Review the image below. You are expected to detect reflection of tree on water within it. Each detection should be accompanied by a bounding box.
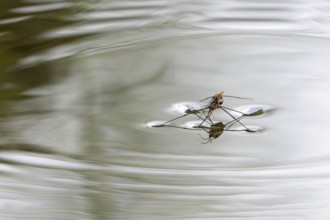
[153,91,261,143]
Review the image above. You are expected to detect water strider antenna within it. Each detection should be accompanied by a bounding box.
[224,95,253,101]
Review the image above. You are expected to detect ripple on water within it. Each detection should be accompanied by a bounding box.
[0,152,102,171]
[144,121,167,128]
[236,125,264,134]
[234,104,275,117]
[169,102,204,114]
[182,120,204,128]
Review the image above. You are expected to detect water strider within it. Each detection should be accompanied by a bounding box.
[152,91,259,143]
[155,116,250,144]
[198,92,252,130]
[159,91,251,126]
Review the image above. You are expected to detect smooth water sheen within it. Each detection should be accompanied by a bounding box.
[1,0,330,219]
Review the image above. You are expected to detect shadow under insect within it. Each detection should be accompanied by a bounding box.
[153,91,259,143]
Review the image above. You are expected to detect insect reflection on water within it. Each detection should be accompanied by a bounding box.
[156,116,248,144]
[151,91,260,144]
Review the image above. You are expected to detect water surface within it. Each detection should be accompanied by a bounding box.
[1,0,330,219]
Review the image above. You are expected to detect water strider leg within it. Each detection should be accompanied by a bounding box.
[159,113,190,126]
[224,95,253,101]
[221,107,250,130]
[221,106,246,115]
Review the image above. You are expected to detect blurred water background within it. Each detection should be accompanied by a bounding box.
[1,0,330,219]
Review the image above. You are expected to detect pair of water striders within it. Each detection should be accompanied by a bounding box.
[153,91,263,144]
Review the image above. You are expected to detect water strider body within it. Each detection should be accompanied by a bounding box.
[198,91,224,126]
[198,91,251,130]
[152,91,255,143]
